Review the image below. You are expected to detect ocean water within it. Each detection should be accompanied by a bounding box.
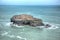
[0,5,60,40]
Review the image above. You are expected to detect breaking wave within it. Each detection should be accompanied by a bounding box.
[5,22,59,29]
[5,22,24,28]
[43,22,59,29]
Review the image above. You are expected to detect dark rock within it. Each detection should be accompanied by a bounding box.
[45,24,51,28]
[10,14,44,27]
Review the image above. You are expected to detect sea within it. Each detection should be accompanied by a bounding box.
[0,5,60,40]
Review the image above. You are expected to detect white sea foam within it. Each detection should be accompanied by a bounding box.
[5,21,59,30]
[6,35,27,40]
[6,22,24,28]
[36,22,59,29]
[16,36,27,40]
[46,24,59,29]
[37,26,45,28]
[1,31,8,36]
[16,36,22,39]
[1,31,27,40]
[5,22,13,26]
[11,24,24,28]
[7,35,15,38]
[44,22,59,29]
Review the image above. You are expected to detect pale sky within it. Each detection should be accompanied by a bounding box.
[0,0,60,5]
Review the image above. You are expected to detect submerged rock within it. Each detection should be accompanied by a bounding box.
[11,14,44,27]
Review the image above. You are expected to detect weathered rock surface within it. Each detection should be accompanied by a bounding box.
[11,14,44,27]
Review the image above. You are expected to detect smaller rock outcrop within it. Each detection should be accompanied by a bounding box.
[11,14,44,27]
[45,24,51,28]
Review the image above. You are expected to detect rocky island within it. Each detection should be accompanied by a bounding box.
[10,14,44,27]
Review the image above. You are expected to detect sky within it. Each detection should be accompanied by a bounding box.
[0,0,60,5]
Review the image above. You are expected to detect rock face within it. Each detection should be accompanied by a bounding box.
[11,14,44,27]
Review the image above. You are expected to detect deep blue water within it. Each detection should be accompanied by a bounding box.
[0,5,60,40]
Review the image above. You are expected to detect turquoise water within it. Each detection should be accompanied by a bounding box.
[0,5,60,40]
